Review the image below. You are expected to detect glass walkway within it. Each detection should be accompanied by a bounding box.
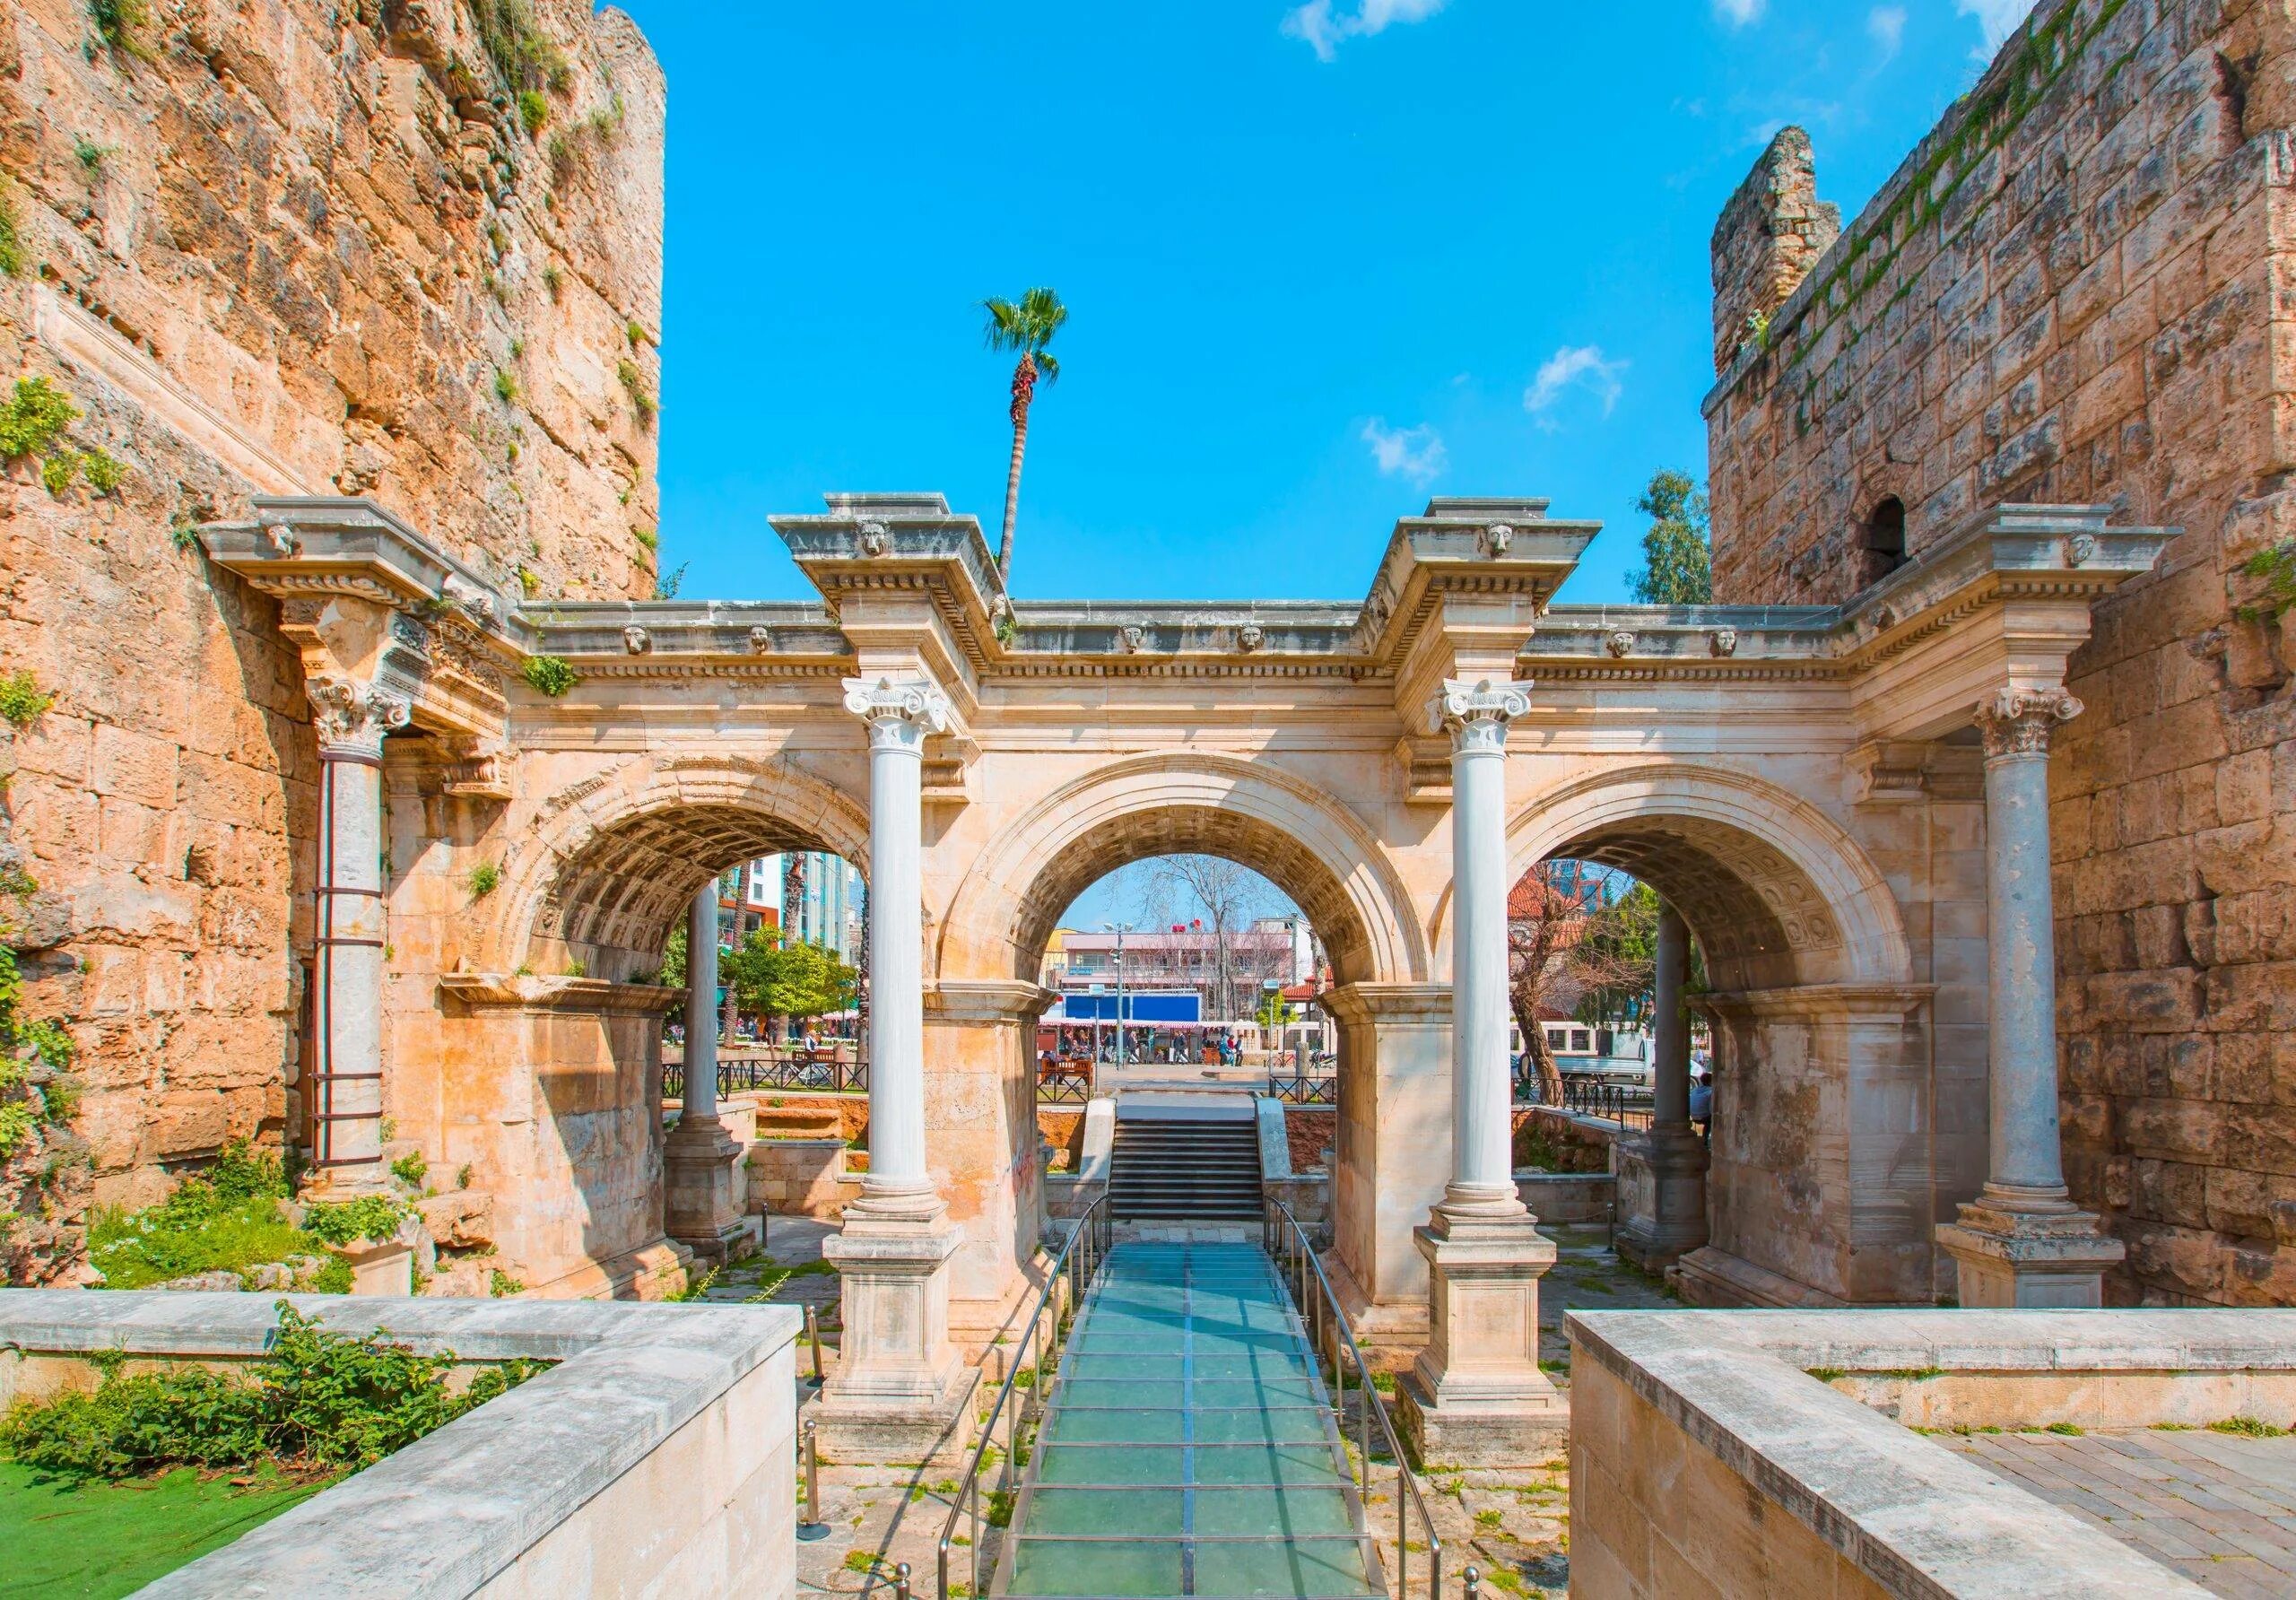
[1000,1240,1386,1599]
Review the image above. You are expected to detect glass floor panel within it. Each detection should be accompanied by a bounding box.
[1002,1240,1378,1596]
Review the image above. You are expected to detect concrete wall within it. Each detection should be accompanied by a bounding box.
[0,1291,799,1600]
[0,0,665,1280]
[1569,1305,2286,1596]
[1702,0,2296,1307]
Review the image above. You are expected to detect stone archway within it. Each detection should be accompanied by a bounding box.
[1483,763,1933,1307]
[935,752,1428,989]
[486,752,872,979]
[430,752,871,1300]
[936,752,1440,1346]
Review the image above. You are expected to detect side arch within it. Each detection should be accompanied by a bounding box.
[1430,761,1914,990]
[483,752,872,979]
[935,752,1429,987]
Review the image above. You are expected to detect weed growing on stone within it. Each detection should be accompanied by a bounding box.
[542,264,563,300]
[2039,1422,2083,1437]
[517,91,549,136]
[465,862,501,899]
[72,136,111,176]
[87,0,153,58]
[388,1152,428,1189]
[489,1268,524,1297]
[616,359,656,427]
[0,671,54,730]
[83,1141,330,1290]
[493,368,519,406]
[81,447,124,493]
[0,1300,546,1479]
[2209,1415,2290,1438]
[1475,1509,1504,1528]
[519,655,578,697]
[0,189,22,278]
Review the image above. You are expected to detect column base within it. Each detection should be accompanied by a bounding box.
[664,1115,758,1264]
[1935,1197,2125,1308]
[1613,1126,1710,1273]
[1398,1207,1567,1468]
[817,1207,974,1465]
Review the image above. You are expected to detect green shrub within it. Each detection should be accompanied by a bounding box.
[40,451,82,495]
[82,446,125,493]
[493,368,519,406]
[0,670,55,729]
[1,1302,548,1479]
[489,1268,524,1297]
[517,90,548,136]
[542,264,563,300]
[2239,539,2296,622]
[300,1195,407,1247]
[0,378,79,460]
[2209,1415,2290,1438]
[73,136,110,175]
[631,525,657,551]
[520,655,577,697]
[466,861,500,898]
[388,1152,427,1188]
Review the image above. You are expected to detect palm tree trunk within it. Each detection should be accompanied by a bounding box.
[996,354,1037,576]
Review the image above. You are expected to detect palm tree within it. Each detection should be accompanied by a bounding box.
[982,287,1066,578]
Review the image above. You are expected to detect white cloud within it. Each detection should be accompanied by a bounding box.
[1868,4,1906,57]
[1282,0,1447,62]
[1523,345,1627,424]
[1361,418,1448,484]
[1713,0,1766,27]
[1958,0,2037,56]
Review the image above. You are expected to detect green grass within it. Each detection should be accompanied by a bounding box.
[0,1461,326,1598]
[2208,1416,2290,1439]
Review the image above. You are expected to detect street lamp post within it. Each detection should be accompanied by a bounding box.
[1103,922,1130,1069]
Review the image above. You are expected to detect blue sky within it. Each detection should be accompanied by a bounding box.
[620,0,2035,611]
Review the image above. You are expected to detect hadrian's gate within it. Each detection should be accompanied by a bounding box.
[204,490,2170,1441]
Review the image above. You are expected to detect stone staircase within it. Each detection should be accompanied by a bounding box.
[1109,1105,1263,1222]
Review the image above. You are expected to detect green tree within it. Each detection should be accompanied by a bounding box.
[1630,470,1713,604]
[720,931,857,1039]
[982,287,1067,580]
[658,924,687,987]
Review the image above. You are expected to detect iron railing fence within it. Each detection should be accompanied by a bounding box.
[937,1194,1112,1600]
[1266,1065,1338,1104]
[1265,1196,1442,1600]
[1518,1073,1654,1129]
[662,1050,869,1102]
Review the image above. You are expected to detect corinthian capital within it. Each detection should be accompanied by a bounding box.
[843,674,952,752]
[308,675,412,758]
[1974,685,2082,758]
[1429,677,1535,753]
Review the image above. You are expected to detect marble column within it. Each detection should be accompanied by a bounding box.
[1400,679,1566,1467]
[820,674,971,1462]
[1613,900,1709,1270]
[304,676,408,1197]
[1936,686,2124,1306]
[665,884,753,1263]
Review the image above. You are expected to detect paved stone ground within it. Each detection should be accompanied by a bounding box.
[736,1216,1670,1596]
[1938,1427,2296,1598]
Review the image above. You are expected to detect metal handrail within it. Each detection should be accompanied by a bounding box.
[937,1194,1113,1600]
[1265,1196,1442,1600]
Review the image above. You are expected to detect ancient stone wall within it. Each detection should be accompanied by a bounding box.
[1703,0,2296,1305]
[0,0,663,1274]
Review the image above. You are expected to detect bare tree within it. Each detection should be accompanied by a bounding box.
[1146,855,1288,1020]
[1508,859,1609,1099]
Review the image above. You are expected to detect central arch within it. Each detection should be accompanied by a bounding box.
[935,752,1428,989]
